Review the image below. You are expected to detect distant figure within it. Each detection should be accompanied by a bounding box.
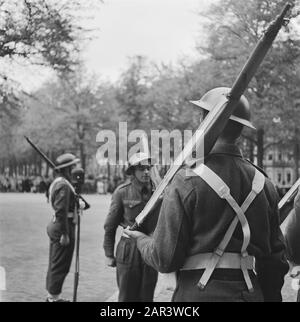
[5,178,10,192]
[39,179,47,193]
[44,176,52,202]
[23,177,31,192]
[46,153,80,302]
[97,180,105,194]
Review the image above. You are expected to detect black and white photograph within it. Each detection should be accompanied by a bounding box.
[0,0,300,305]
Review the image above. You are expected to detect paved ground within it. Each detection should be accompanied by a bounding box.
[0,193,298,302]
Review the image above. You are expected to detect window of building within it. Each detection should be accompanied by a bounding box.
[286,172,292,184]
[268,154,273,161]
[278,153,282,161]
[277,173,282,183]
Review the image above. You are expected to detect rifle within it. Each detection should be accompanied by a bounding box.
[73,203,82,302]
[71,168,87,302]
[24,136,90,209]
[131,3,291,231]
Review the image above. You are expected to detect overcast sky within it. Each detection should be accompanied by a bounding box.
[82,0,215,81]
[15,0,215,90]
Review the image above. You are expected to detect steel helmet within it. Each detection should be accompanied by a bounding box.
[126,152,154,175]
[55,153,80,170]
[190,87,255,129]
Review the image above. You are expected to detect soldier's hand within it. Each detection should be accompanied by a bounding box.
[79,199,86,210]
[123,227,147,240]
[290,266,300,278]
[105,256,116,267]
[60,234,70,246]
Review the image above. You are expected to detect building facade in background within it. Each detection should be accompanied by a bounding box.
[264,144,296,194]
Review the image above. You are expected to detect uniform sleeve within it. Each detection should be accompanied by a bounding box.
[103,189,123,258]
[136,173,193,273]
[52,184,71,235]
[256,184,289,302]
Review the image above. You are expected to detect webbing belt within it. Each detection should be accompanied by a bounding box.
[190,164,265,292]
[181,253,255,270]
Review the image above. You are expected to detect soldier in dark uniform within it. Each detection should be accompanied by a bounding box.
[125,88,289,302]
[103,152,158,302]
[46,153,80,302]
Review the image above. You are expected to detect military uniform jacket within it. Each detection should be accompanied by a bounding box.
[136,143,288,300]
[49,176,76,235]
[103,178,157,258]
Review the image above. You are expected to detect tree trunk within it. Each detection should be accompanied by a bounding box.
[77,123,86,171]
[0,161,4,174]
[248,139,254,162]
[33,153,37,176]
[257,128,264,169]
[80,142,85,171]
[38,158,42,176]
[107,161,111,188]
[13,161,17,177]
[293,132,299,182]
[45,153,49,176]
[9,158,14,176]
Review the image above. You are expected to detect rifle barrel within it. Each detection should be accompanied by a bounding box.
[230,3,291,100]
[24,136,56,168]
[25,136,90,208]
[132,3,291,230]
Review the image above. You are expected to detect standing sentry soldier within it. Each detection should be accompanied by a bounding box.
[125,87,289,302]
[46,153,82,302]
[103,152,159,302]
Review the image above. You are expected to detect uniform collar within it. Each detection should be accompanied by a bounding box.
[210,142,243,158]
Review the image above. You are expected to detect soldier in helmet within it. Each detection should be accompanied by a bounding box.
[103,152,159,302]
[46,153,80,302]
[125,87,289,302]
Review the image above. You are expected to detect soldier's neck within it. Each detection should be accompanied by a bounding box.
[216,137,237,145]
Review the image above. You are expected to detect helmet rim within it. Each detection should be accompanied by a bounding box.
[190,99,256,129]
[126,152,155,175]
[190,87,256,130]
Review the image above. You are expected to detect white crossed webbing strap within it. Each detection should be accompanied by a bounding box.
[192,164,265,292]
[49,177,76,209]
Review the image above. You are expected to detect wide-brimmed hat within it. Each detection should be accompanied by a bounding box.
[190,87,256,129]
[126,152,155,175]
[55,153,80,170]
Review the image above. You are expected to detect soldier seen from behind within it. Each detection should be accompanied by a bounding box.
[125,87,289,302]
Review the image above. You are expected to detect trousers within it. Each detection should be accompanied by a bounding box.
[172,269,264,302]
[116,236,158,302]
[46,218,75,295]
